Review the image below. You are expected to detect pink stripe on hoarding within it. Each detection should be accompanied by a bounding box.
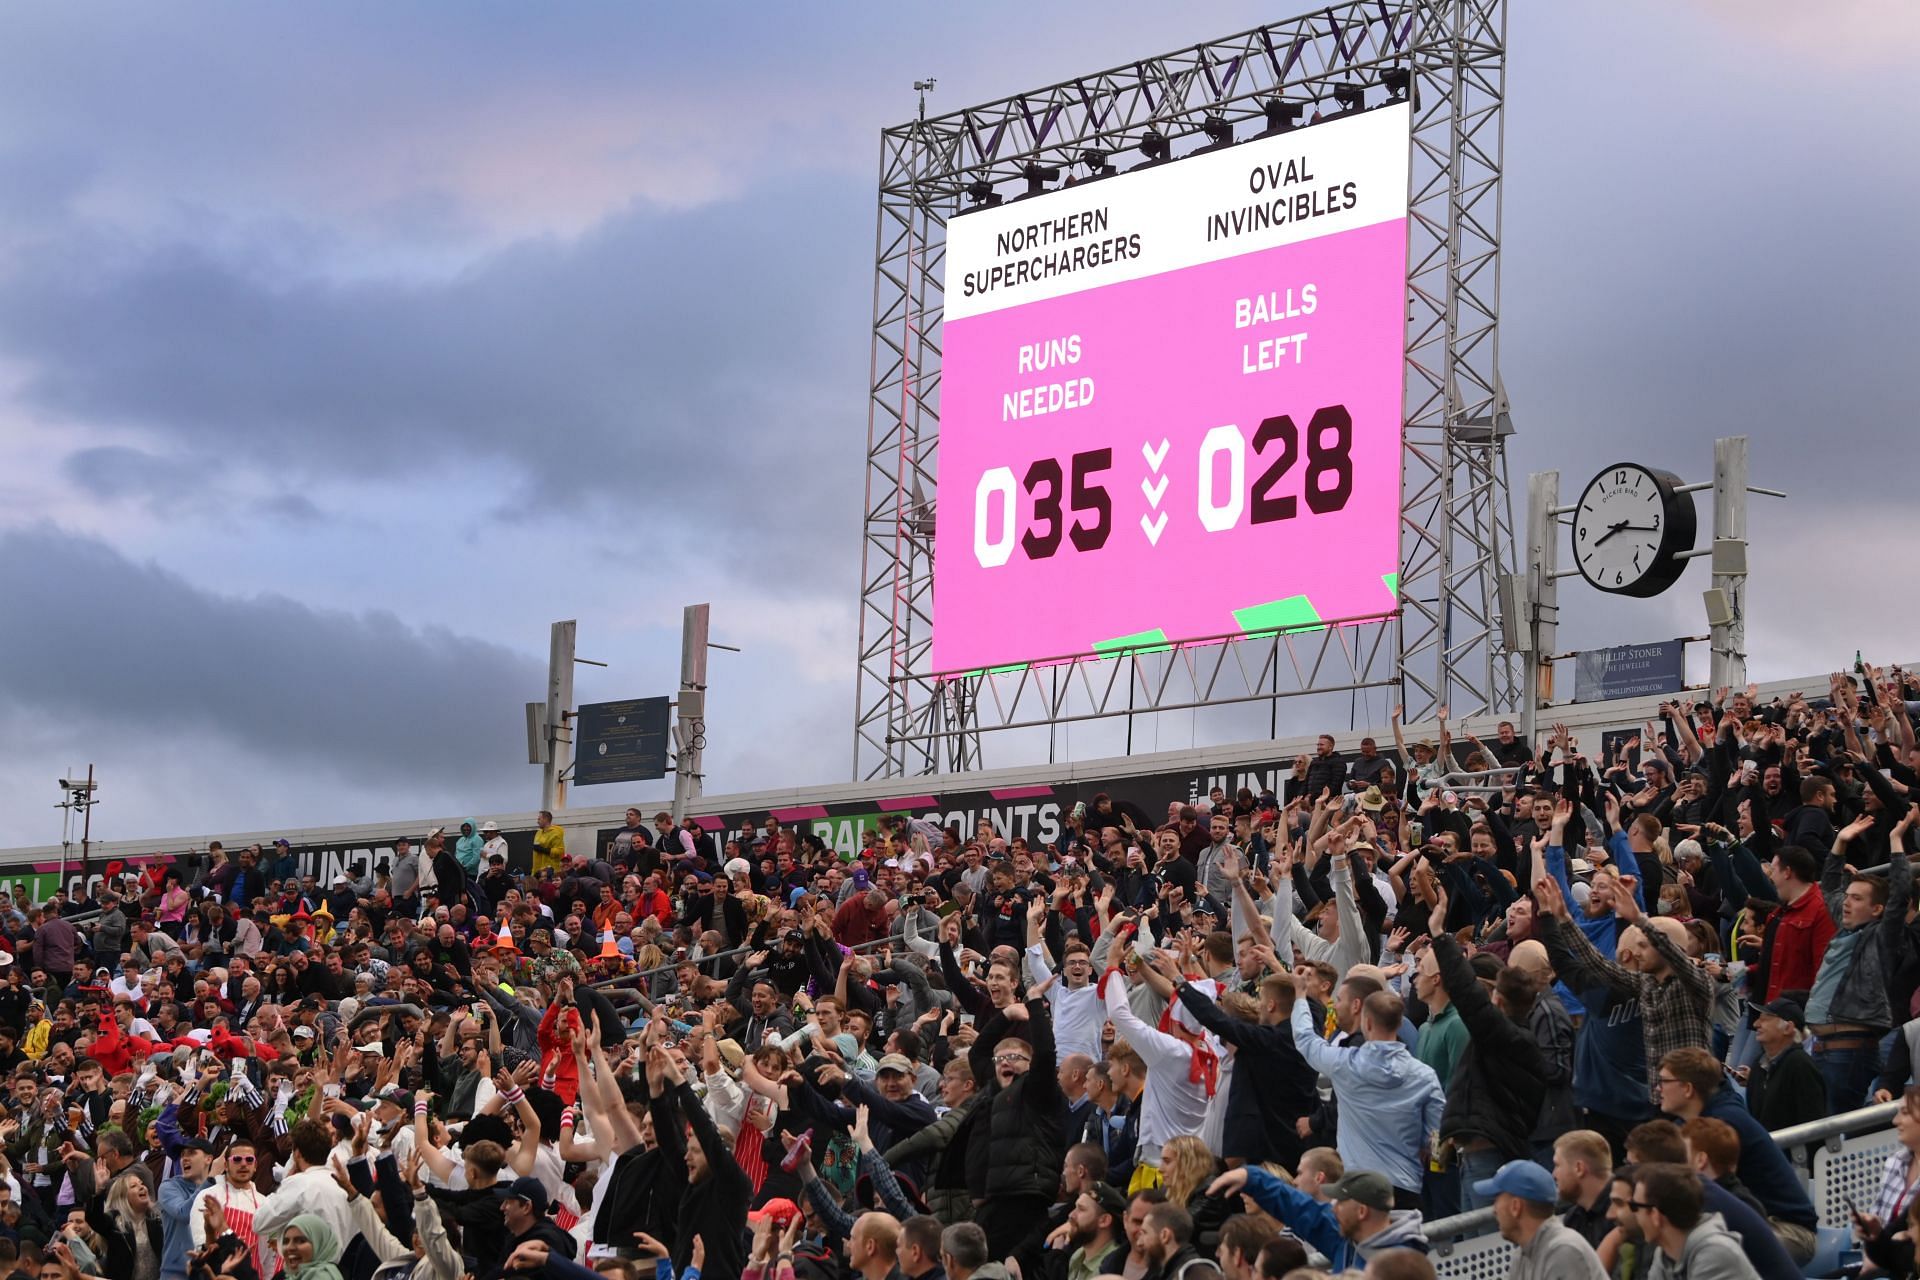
[770,806,830,821]
[693,816,725,832]
[990,786,1056,800]
[878,796,937,811]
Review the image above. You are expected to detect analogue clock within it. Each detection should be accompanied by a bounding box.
[1570,463,1697,597]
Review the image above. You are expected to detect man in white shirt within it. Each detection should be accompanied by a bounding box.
[1024,898,1103,1062]
[252,1121,354,1268]
[1101,939,1212,1181]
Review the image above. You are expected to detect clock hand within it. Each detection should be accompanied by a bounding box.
[1593,520,1630,546]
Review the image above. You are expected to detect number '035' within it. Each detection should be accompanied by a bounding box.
[974,449,1112,568]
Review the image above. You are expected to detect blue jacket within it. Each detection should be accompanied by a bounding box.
[1289,998,1445,1194]
[1699,1089,1817,1228]
[1239,1167,1352,1271]
[158,1173,213,1279]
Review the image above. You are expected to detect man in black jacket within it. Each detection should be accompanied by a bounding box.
[967,998,1066,1259]
[1743,997,1828,1133]
[1428,901,1548,1211]
[1135,1203,1223,1280]
[480,1176,576,1280]
[652,1047,750,1280]
[1168,962,1316,1171]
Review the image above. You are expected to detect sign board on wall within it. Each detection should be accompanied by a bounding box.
[1575,639,1687,703]
[573,697,672,786]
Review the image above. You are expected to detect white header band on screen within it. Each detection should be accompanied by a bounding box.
[944,102,1411,323]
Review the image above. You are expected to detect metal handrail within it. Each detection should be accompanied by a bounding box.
[1428,1099,1902,1251]
[1775,1098,1899,1160]
[586,927,921,991]
[1431,766,1526,800]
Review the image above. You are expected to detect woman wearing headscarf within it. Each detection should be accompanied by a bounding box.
[274,1214,344,1280]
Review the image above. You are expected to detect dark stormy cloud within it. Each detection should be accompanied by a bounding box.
[0,2,1912,843]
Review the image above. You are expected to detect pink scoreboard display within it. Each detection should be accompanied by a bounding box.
[931,104,1412,674]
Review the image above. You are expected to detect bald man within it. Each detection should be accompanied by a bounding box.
[849,1213,903,1280]
[1509,939,1576,1159]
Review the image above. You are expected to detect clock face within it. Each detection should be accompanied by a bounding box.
[1571,464,1695,597]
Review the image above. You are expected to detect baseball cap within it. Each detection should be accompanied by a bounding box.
[179,1137,216,1154]
[724,857,751,878]
[495,1175,548,1216]
[1086,1182,1128,1220]
[1470,1159,1558,1206]
[875,1053,915,1076]
[783,929,806,945]
[748,1197,800,1229]
[292,1025,316,1040]
[1326,1171,1394,1212]
[274,838,291,848]
[1751,996,1807,1030]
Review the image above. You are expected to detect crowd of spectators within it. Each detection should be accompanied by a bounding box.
[0,666,1915,1280]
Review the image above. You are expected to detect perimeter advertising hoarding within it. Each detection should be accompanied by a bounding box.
[932,103,1413,674]
[601,757,1303,863]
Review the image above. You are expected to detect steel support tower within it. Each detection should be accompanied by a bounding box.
[853,0,1518,779]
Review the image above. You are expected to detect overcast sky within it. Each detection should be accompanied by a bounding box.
[0,1,1914,846]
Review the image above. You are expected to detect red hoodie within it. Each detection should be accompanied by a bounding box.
[536,1002,582,1104]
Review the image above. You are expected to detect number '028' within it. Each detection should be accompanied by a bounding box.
[974,449,1112,568]
[1200,406,1353,532]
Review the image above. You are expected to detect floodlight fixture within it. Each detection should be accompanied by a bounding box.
[1022,162,1061,197]
[1262,98,1304,134]
[1138,128,1170,162]
[1331,82,1367,115]
[965,179,1002,209]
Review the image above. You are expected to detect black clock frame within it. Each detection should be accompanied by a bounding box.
[1573,463,1698,598]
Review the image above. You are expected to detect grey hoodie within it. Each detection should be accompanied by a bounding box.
[1649,1213,1761,1280]
[1354,1209,1430,1263]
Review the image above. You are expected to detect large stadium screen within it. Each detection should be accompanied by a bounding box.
[931,103,1411,674]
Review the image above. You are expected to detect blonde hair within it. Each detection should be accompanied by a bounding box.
[1161,1135,1220,1209]
[1554,1129,1613,1177]
[1106,1040,1144,1076]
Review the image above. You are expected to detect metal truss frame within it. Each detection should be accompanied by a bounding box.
[853,0,1518,779]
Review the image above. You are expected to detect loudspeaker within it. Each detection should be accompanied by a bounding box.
[1711,538,1748,576]
[1498,573,1531,652]
[526,701,549,764]
[1702,588,1734,629]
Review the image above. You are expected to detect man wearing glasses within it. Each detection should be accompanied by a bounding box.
[189,1136,271,1278]
[1628,1163,1761,1280]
